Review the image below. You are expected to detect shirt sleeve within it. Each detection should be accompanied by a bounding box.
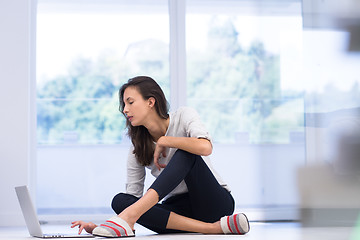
[180,107,212,144]
[125,146,146,198]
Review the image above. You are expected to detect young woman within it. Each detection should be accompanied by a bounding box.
[71,76,250,237]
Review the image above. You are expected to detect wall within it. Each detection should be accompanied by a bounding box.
[0,0,35,226]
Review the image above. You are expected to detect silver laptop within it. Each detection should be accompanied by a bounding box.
[15,185,94,238]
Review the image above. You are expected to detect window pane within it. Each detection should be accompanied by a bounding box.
[186,8,303,144]
[37,1,170,145]
[36,0,169,214]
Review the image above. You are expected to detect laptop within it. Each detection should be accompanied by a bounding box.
[15,185,94,238]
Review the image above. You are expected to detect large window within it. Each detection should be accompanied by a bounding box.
[186,1,304,213]
[36,0,169,215]
[35,0,322,221]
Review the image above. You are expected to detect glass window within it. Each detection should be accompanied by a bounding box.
[37,0,337,220]
[37,1,170,145]
[36,0,169,214]
[186,1,303,144]
[186,1,305,211]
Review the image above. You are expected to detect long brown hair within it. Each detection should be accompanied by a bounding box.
[119,76,169,166]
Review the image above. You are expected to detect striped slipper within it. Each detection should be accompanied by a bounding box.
[92,216,135,238]
[220,213,250,235]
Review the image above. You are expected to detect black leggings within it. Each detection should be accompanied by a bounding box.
[111,150,235,234]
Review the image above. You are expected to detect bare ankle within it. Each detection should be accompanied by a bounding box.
[212,221,223,234]
[205,221,222,234]
[118,210,138,229]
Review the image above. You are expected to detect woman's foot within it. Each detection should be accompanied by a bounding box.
[92,216,135,238]
[220,213,250,235]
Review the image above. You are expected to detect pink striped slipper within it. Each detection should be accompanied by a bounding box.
[220,213,250,235]
[92,216,135,238]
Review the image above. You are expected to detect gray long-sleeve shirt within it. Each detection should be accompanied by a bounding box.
[125,107,230,199]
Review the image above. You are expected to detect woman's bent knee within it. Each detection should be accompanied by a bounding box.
[111,193,139,214]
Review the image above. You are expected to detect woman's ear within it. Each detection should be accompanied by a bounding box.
[148,97,156,108]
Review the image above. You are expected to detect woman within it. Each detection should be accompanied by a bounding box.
[71,76,250,237]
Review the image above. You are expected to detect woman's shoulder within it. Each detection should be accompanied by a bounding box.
[170,107,202,127]
[172,106,199,117]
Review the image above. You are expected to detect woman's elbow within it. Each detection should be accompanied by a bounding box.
[202,148,212,156]
[200,141,212,156]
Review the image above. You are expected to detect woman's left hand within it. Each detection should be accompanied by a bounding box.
[71,221,97,234]
[154,137,167,170]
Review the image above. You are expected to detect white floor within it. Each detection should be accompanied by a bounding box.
[0,222,356,240]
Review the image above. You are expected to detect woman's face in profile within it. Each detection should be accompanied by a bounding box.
[122,86,152,126]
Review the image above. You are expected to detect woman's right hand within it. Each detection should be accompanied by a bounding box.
[71,221,97,235]
[154,137,168,170]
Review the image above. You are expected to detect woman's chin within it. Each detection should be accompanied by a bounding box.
[130,121,139,127]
